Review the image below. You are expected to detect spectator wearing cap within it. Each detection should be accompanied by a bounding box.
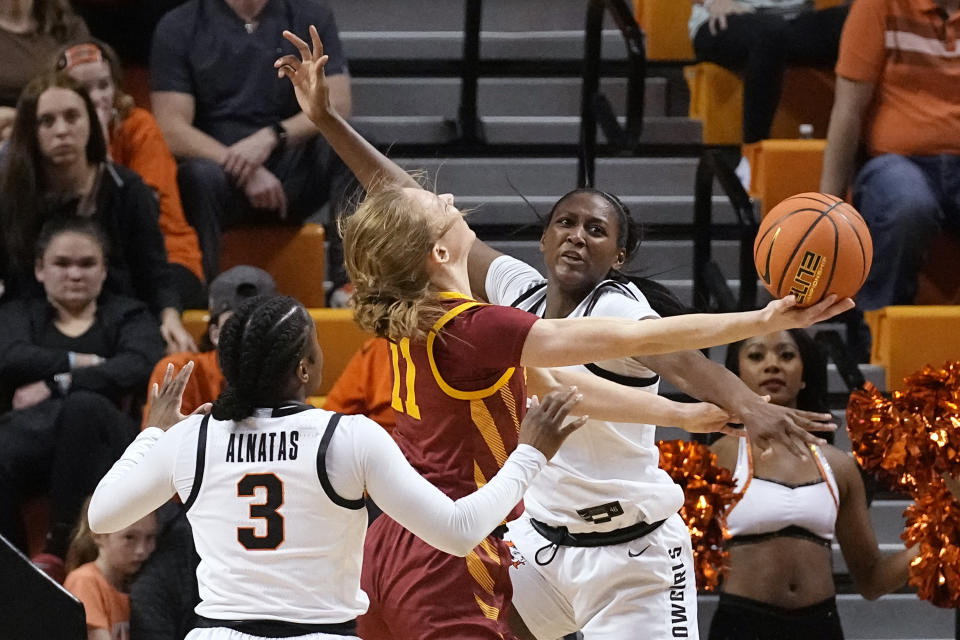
[150,0,357,293]
[140,265,276,427]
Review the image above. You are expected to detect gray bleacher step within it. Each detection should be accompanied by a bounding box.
[331,0,619,32]
[697,593,955,639]
[397,157,712,197]
[832,543,907,574]
[459,194,737,226]
[342,30,630,61]
[354,115,702,145]
[353,77,665,118]
[488,239,742,279]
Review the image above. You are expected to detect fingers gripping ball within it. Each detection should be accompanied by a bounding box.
[754,192,873,306]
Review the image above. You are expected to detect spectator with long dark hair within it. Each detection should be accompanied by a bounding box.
[0,71,195,352]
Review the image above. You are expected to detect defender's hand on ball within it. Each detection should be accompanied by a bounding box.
[519,386,588,461]
[762,294,854,332]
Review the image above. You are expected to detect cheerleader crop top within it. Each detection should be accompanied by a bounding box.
[725,437,839,546]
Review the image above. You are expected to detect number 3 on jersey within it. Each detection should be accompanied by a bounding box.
[390,338,420,419]
[237,473,284,550]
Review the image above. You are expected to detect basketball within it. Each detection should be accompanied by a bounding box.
[753,192,873,306]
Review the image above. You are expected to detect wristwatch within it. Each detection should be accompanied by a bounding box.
[271,121,288,151]
[53,372,72,396]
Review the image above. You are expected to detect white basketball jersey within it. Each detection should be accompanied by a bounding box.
[180,404,369,623]
[486,256,684,532]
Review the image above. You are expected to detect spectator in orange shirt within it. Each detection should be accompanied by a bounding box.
[141,266,276,427]
[820,0,960,360]
[55,39,206,309]
[65,500,157,640]
[324,337,395,436]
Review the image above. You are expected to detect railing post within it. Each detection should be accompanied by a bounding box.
[578,0,605,188]
[457,0,484,145]
[693,152,715,310]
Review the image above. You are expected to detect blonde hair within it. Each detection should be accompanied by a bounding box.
[341,184,449,341]
[65,497,98,573]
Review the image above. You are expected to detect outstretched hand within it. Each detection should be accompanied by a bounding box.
[738,396,836,460]
[518,386,588,460]
[678,402,744,438]
[146,362,211,431]
[763,294,855,332]
[275,26,335,126]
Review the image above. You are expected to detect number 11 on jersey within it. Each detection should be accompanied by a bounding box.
[389,338,420,419]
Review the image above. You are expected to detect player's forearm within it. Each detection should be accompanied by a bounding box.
[534,366,694,427]
[642,350,762,412]
[522,310,772,368]
[310,110,418,193]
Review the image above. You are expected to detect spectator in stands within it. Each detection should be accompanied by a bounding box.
[65,499,157,640]
[0,217,163,567]
[55,39,206,308]
[820,0,960,360]
[0,0,88,138]
[150,0,356,293]
[708,329,917,640]
[141,265,276,426]
[323,337,395,436]
[0,71,195,353]
[689,0,849,187]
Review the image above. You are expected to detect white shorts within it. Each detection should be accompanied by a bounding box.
[505,512,699,640]
[186,628,359,640]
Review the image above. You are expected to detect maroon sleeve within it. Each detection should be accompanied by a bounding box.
[439,304,538,371]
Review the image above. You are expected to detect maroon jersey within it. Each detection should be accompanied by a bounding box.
[388,292,537,521]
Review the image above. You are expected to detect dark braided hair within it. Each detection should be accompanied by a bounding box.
[545,188,643,279]
[212,296,315,421]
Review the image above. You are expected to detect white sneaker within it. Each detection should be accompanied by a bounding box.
[735,155,751,193]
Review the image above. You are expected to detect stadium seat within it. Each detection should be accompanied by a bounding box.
[863,306,960,390]
[220,223,327,308]
[685,65,835,145]
[633,0,694,61]
[308,309,373,396]
[181,309,211,346]
[744,138,827,215]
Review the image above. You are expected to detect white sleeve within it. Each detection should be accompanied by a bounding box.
[326,416,546,557]
[484,254,544,306]
[87,424,185,534]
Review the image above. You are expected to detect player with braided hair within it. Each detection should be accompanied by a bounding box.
[275,27,854,640]
[85,295,590,640]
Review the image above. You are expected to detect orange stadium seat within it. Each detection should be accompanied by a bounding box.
[179,308,371,397]
[633,0,694,61]
[864,306,960,390]
[744,138,827,215]
[685,63,835,145]
[219,222,327,308]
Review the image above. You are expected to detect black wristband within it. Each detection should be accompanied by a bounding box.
[271,121,288,151]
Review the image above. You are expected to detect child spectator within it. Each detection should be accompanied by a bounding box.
[65,499,158,640]
[0,217,163,567]
[55,39,206,308]
[141,265,276,426]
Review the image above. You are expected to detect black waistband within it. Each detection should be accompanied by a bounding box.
[195,616,357,637]
[718,592,839,619]
[728,525,831,549]
[530,517,666,565]
[490,524,508,540]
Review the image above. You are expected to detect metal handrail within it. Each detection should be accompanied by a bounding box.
[455,0,484,145]
[693,149,758,311]
[578,0,647,187]
[815,329,867,391]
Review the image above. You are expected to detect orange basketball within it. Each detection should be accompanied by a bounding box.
[753,192,873,306]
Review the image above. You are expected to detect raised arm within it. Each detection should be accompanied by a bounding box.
[276,27,418,193]
[520,295,854,368]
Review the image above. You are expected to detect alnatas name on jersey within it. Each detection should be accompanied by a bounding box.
[225,431,300,463]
